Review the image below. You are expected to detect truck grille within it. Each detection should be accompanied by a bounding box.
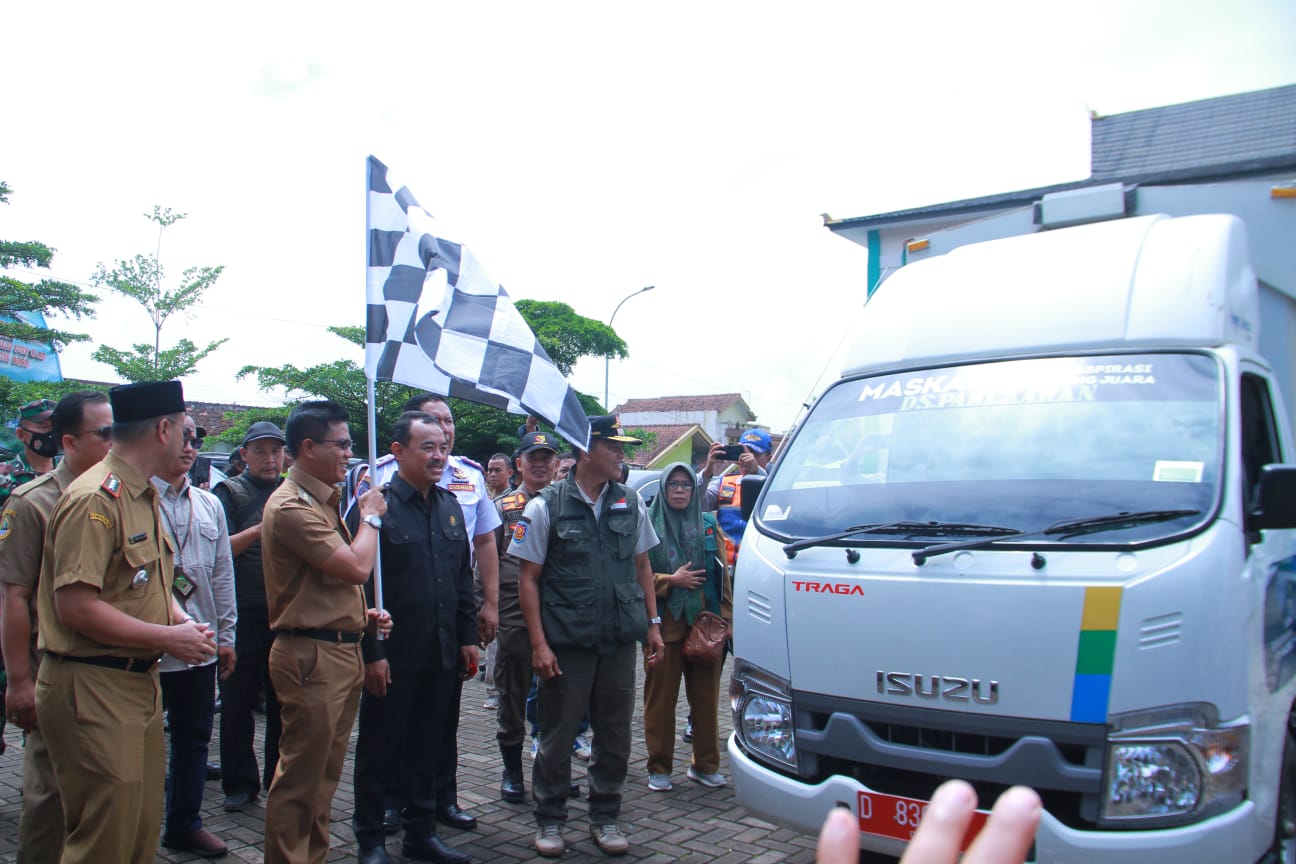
[793,692,1106,830]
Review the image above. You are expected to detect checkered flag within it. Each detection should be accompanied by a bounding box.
[365,156,591,449]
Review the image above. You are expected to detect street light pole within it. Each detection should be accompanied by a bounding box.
[605,285,655,411]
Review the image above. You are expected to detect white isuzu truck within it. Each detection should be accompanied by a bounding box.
[729,212,1296,862]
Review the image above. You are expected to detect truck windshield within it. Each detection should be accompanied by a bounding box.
[761,353,1221,545]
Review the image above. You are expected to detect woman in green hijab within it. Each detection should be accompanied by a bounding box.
[641,461,733,792]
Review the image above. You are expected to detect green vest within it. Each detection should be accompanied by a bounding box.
[538,478,646,653]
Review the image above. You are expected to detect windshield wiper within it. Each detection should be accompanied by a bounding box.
[784,521,1019,558]
[911,509,1202,565]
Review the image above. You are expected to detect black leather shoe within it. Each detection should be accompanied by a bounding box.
[402,832,471,864]
[435,804,477,831]
[222,791,257,812]
[382,808,400,835]
[206,762,223,781]
[500,768,525,803]
[358,845,393,864]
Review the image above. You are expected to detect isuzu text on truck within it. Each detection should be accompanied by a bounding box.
[729,213,1296,862]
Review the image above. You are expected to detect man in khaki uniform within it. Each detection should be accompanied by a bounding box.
[34,380,218,864]
[0,391,113,864]
[261,400,390,864]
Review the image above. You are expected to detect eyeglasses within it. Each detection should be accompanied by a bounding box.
[665,480,694,490]
[182,432,206,448]
[311,437,353,450]
[73,425,114,442]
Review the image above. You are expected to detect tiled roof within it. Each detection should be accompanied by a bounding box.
[615,393,747,414]
[66,379,257,444]
[1091,84,1296,181]
[187,401,260,439]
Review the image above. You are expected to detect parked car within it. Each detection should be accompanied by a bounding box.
[625,468,660,508]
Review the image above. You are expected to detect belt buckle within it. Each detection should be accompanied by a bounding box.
[334,631,344,643]
[124,657,140,672]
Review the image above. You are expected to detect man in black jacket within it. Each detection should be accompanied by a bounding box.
[351,412,477,864]
[213,421,286,812]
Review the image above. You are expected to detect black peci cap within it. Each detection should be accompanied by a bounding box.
[109,381,185,423]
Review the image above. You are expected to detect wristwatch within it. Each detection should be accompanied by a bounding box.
[363,514,383,530]
[649,616,662,626]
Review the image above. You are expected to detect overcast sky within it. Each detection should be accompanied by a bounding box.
[4,1,1295,434]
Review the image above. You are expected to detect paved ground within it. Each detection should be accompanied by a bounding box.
[0,658,823,863]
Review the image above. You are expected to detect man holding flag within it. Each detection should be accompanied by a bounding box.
[260,401,392,864]
[360,156,603,853]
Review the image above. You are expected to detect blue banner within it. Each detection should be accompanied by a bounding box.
[0,312,64,383]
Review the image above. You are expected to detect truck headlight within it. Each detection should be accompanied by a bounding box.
[1101,704,1248,827]
[731,659,797,770]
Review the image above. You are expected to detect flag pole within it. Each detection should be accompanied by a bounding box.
[365,156,385,625]
[366,375,383,617]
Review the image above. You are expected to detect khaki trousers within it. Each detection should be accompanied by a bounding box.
[642,638,723,776]
[493,624,533,747]
[17,724,64,864]
[264,635,363,864]
[34,656,163,864]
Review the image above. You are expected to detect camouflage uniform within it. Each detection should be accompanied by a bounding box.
[0,450,46,505]
[0,399,57,749]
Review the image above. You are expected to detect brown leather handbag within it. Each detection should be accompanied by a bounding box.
[682,610,730,666]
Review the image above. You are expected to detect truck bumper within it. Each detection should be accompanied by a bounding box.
[728,734,1266,863]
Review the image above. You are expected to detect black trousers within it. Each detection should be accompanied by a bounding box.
[219,617,280,797]
[353,664,461,849]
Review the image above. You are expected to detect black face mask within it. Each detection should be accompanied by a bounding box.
[26,430,59,458]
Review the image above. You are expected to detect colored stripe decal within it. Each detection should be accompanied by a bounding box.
[1070,587,1122,723]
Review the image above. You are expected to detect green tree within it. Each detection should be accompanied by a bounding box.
[231,327,416,459]
[234,303,622,463]
[0,181,98,348]
[514,299,626,375]
[91,207,226,381]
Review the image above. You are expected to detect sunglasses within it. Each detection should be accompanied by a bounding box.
[74,425,114,442]
[311,437,354,450]
[182,431,207,448]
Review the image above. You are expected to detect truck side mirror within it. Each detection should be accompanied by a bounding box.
[1249,464,1296,530]
[740,475,765,522]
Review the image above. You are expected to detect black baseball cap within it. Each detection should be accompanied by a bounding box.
[518,431,560,455]
[243,421,286,447]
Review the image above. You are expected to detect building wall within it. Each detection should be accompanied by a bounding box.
[646,435,699,470]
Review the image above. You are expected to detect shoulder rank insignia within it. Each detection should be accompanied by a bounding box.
[0,508,14,541]
[298,488,314,503]
[100,473,122,499]
[501,492,526,512]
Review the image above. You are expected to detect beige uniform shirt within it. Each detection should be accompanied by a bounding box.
[262,465,365,633]
[0,461,75,669]
[37,451,174,659]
